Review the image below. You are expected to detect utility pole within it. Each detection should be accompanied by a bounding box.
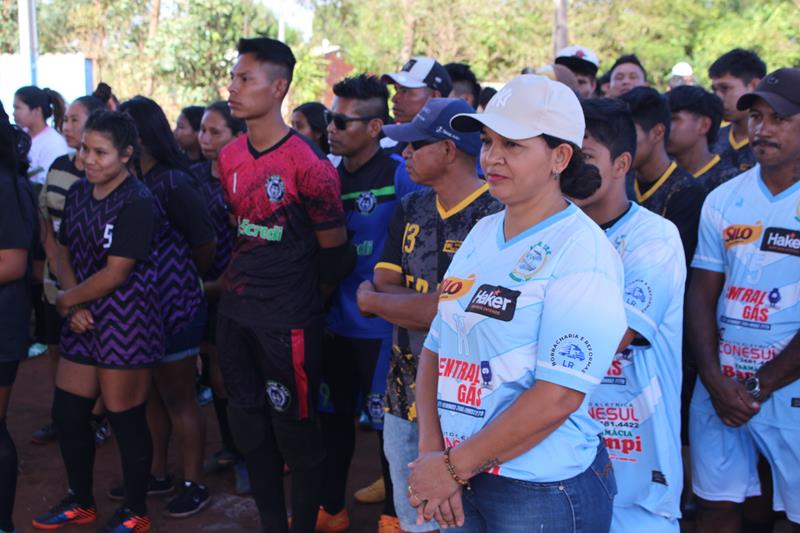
[553,0,568,58]
[17,0,39,85]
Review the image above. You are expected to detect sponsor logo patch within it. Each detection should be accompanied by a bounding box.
[465,284,520,321]
[791,398,800,408]
[439,274,476,301]
[760,227,800,256]
[550,333,594,373]
[624,279,652,311]
[442,239,462,253]
[723,223,762,249]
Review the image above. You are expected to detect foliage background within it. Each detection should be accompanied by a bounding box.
[2,0,799,117]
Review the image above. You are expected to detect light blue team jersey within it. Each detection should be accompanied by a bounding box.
[691,165,800,427]
[424,203,627,482]
[589,202,686,519]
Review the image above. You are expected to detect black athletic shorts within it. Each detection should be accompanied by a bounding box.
[0,360,20,387]
[203,302,218,345]
[217,313,322,419]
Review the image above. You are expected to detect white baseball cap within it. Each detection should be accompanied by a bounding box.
[671,61,693,77]
[555,45,600,76]
[381,57,453,95]
[450,74,585,147]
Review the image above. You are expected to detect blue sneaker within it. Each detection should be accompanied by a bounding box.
[31,493,97,529]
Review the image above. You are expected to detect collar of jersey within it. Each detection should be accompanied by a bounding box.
[496,201,576,250]
[436,182,489,219]
[692,154,720,178]
[603,201,638,233]
[729,127,749,150]
[635,161,677,204]
[756,165,800,203]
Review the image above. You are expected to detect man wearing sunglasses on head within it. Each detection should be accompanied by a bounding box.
[356,98,502,533]
[318,74,421,533]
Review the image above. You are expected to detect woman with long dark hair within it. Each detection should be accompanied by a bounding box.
[13,86,69,184]
[31,110,161,533]
[174,105,205,163]
[291,101,330,154]
[116,96,216,518]
[0,101,38,533]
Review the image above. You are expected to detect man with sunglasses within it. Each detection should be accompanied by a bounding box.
[319,74,421,533]
[356,98,502,533]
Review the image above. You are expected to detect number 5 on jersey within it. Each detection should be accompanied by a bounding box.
[103,223,114,249]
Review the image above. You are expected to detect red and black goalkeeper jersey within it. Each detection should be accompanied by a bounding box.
[217,130,345,328]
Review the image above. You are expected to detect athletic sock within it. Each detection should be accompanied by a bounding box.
[212,394,238,455]
[0,418,17,532]
[319,412,355,514]
[52,388,96,506]
[106,403,152,516]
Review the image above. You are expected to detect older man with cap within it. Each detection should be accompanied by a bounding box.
[555,45,600,99]
[356,97,502,533]
[687,67,800,533]
[407,75,626,533]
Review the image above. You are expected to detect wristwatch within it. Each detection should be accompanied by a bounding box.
[743,376,763,401]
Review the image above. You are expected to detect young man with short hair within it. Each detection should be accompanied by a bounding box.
[575,97,686,533]
[381,57,452,125]
[356,98,502,533]
[445,62,481,110]
[319,73,420,533]
[608,54,648,98]
[708,48,767,173]
[555,45,600,99]
[688,68,800,533]
[217,37,353,532]
[620,86,705,264]
[667,85,739,192]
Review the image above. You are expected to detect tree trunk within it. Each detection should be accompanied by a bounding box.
[400,0,415,61]
[144,0,160,96]
[553,0,568,58]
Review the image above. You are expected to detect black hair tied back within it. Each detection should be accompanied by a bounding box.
[542,135,601,200]
[84,110,141,165]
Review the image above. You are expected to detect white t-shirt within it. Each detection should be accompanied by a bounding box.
[28,126,69,185]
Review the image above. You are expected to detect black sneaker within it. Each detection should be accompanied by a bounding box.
[96,506,151,533]
[107,475,174,501]
[163,481,210,518]
[31,422,57,445]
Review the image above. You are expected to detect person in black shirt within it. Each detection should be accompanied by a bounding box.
[620,87,705,265]
[174,105,205,163]
[0,102,37,533]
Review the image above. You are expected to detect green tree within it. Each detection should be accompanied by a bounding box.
[0,0,18,53]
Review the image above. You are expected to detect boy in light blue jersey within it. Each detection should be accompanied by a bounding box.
[688,69,800,533]
[573,98,686,532]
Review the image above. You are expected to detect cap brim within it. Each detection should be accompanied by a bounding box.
[737,91,800,116]
[450,112,543,141]
[382,122,434,143]
[381,73,427,89]
[555,57,598,76]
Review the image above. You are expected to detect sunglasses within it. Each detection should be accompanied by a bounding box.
[325,110,382,130]
[410,139,442,151]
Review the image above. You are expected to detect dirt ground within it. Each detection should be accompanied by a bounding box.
[6,355,793,533]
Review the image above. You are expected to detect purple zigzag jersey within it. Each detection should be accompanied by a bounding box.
[60,178,164,367]
[192,161,235,281]
[142,165,203,336]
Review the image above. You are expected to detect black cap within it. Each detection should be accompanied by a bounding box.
[737,68,800,116]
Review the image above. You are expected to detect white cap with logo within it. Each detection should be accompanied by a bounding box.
[450,74,585,147]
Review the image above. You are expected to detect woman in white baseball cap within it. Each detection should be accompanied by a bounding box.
[407,74,627,532]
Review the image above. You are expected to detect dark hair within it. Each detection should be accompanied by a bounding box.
[180,105,205,132]
[541,135,601,199]
[206,101,247,135]
[445,63,481,108]
[609,54,647,82]
[708,48,767,84]
[595,70,611,97]
[0,101,31,177]
[292,102,329,153]
[619,86,670,146]
[478,87,497,109]
[332,74,390,120]
[236,37,296,86]
[15,85,67,131]
[84,110,140,164]
[666,85,724,147]
[581,98,637,162]
[118,96,189,174]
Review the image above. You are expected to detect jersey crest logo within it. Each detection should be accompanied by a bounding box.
[723,223,762,248]
[439,274,476,301]
[509,242,551,282]
[356,191,377,215]
[265,380,291,412]
[367,393,385,423]
[266,175,285,202]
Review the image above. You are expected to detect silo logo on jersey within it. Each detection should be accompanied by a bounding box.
[723,223,762,248]
[509,241,551,281]
[760,227,800,256]
[439,274,476,301]
[465,284,520,321]
[266,175,285,202]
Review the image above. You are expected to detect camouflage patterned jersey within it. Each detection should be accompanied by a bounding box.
[713,124,756,174]
[374,183,502,421]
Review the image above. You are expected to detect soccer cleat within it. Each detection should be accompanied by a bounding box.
[163,481,211,518]
[315,506,350,533]
[31,494,97,530]
[353,476,385,504]
[96,507,151,533]
[378,514,401,533]
[31,422,58,445]
[107,475,174,501]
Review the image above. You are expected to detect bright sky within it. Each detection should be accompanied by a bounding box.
[261,0,315,41]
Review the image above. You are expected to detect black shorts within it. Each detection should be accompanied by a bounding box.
[42,301,65,346]
[0,360,20,387]
[217,313,322,419]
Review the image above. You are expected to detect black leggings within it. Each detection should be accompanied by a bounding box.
[0,417,17,532]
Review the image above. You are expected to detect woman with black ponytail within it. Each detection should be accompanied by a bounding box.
[408,75,627,533]
[0,101,37,533]
[13,86,69,184]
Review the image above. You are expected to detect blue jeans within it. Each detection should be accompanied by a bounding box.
[452,444,616,532]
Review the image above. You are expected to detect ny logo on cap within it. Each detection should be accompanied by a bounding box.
[492,88,514,109]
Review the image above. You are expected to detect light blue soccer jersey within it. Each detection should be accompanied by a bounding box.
[423,203,627,482]
[589,202,686,520]
[691,165,800,426]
